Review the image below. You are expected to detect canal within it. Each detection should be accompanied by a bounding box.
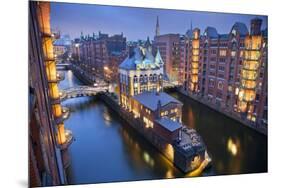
[59,70,267,185]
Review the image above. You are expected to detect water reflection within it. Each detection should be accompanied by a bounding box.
[187,107,195,128]
[103,108,112,126]
[143,152,155,167]
[119,124,181,179]
[66,70,74,88]
[59,71,184,184]
[227,138,239,156]
[59,70,267,185]
[170,92,267,175]
[165,169,174,179]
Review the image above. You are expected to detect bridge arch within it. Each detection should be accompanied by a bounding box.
[60,85,109,101]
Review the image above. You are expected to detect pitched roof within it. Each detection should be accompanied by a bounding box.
[119,46,164,70]
[155,49,164,66]
[231,22,249,36]
[155,117,182,132]
[119,57,136,70]
[132,91,182,111]
[204,27,218,39]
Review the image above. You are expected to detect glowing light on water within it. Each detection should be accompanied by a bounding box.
[187,108,195,128]
[165,144,174,162]
[227,138,238,156]
[143,151,155,167]
[165,169,174,179]
[103,110,112,126]
[143,152,149,162]
[67,70,74,87]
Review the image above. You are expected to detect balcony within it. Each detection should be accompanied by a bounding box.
[55,107,70,124]
[56,72,65,82]
[60,129,74,150]
[59,90,66,101]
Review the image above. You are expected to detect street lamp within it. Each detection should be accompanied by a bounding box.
[104,66,109,71]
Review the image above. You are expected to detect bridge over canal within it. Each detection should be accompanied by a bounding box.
[60,85,109,101]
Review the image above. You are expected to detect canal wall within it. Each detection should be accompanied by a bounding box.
[69,64,94,85]
[177,88,267,136]
[99,93,203,173]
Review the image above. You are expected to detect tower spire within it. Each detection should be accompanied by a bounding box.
[155,16,160,37]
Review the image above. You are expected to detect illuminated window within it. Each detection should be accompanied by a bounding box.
[134,83,138,88]
[240,51,243,57]
[219,50,227,56]
[49,83,60,99]
[52,104,62,117]
[143,117,153,128]
[231,51,236,57]
[235,88,239,95]
[251,116,256,122]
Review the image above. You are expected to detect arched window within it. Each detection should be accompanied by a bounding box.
[133,75,138,83]
[144,74,148,82]
[149,74,153,82]
[153,74,157,82]
[140,75,143,83]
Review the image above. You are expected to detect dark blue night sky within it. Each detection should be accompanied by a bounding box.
[50,2,267,41]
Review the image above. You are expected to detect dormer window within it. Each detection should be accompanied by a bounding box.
[232,29,237,36]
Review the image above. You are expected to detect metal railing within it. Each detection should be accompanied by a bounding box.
[60,85,109,101]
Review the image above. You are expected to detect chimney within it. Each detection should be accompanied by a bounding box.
[157,99,161,119]
[251,18,262,35]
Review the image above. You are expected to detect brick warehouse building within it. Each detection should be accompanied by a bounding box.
[29,2,73,186]
[71,32,127,82]
[180,18,267,129]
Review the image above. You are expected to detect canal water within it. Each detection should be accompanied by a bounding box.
[59,70,267,185]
